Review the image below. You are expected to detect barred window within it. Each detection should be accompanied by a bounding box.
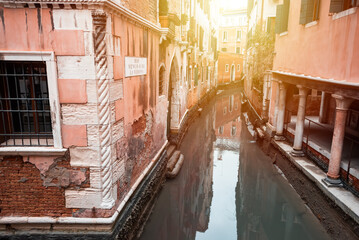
[0,61,52,146]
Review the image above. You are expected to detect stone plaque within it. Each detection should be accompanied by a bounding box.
[124,57,147,77]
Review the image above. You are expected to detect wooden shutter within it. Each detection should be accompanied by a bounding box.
[329,0,344,13]
[314,0,320,21]
[282,0,290,32]
[275,5,283,34]
[306,0,315,23]
[300,0,309,25]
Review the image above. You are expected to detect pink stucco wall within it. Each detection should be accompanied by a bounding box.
[273,2,359,83]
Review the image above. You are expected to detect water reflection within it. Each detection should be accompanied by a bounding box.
[140,90,329,240]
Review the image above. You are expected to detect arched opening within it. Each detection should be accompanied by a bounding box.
[167,57,180,137]
[231,64,235,81]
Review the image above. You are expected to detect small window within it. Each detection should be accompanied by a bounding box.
[236,30,241,41]
[229,95,234,112]
[223,31,228,41]
[236,47,240,54]
[0,61,52,146]
[237,64,241,72]
[330,0,357,13]
[223,107,227,115]
[225,64,229,72]
[159,66,165,95]
[300,0,320,25]
[219,126,224,134]
[231,126,236,136]
[230,65,235,81]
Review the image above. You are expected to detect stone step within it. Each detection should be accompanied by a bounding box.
[166,145,176,159]
[167,150,180,172]
[166,154,184,179]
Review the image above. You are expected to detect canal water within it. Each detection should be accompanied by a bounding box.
[140,90,330,240]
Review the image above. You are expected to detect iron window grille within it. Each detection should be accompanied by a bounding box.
[0,61,53,146]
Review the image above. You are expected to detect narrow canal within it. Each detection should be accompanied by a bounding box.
[140,89,330,240]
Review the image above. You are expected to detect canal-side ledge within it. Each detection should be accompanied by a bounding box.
[0,141,168,239]
[271,139,359,225]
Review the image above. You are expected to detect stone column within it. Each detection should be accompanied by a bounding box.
[262,72,271,121]
[274,82,287,141]
[272,80,280,131]
[319,92,330,123]
[291,85,310,157]
[93,11,115,208]
[323,94,353,186]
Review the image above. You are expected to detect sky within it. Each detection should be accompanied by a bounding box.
[222,0,247,10]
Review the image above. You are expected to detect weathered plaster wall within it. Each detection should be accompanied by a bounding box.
[0,5,166,218]
[111,12,166,210]
[273,1,359,83]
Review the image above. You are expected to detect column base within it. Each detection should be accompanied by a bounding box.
[274,134,286,141]
[290,149,305,157]
[322,176,343,188]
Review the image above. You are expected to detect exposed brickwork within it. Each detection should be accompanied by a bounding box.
[122,0,157,24]
[0,154,91,217]
[0,156,73,217]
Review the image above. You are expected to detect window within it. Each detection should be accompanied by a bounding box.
[219,126,224,134]
[225,64,229,72]
[300,0,320,25]
[223,107,227,115]
[223,31,228,41]
[236,30,241,41]
[275,0,290,34]
[221,47,227,52]
[229,95,234,112]
[237,64,241,72]
[230,65,235,81]
[0,52,62,149]
[231,126,236,136]
[330,0,357,13]
[0,61,52,146]
[159,66,165,95]
[236,47,240,54]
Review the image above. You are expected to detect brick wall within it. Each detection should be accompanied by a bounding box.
[122,0,157,23]
[0,155,89,217]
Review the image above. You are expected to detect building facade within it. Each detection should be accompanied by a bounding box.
[0,0,220,237]
[245,0,278,118]
[0,0,166,236]
[217,8,247,84]
[268,0,359,191]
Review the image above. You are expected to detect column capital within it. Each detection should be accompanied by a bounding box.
[332,94,354,110]
[278,81,288,90]
[296,85,310,97]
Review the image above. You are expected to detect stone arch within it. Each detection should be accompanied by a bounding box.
[167,54,180,136]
